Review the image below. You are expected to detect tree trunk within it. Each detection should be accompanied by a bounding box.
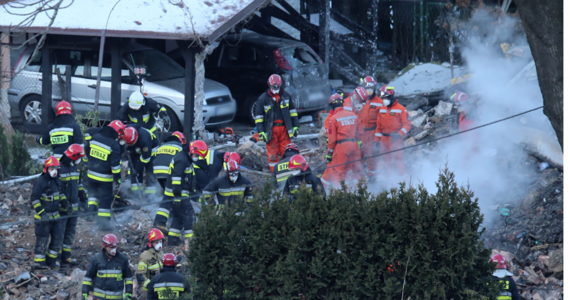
[514,0,563,151]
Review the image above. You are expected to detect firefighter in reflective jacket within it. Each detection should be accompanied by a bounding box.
[31,156,70,269]
[82,234,133,300]
[154,143,196,246]
[490,253,520,300]
[284,155,324,201]
[202,160,253,209]
[191,140,225,192]
[85,121,125,231]
[136,229,165,297]
[255,74,300,172]
[36,100,84,159]
[116,91,167,133]
[146,253,187,300]
[273,143,300,192]
[374,85,411,176]
[326,95,363,188]
[153,131,186,191]
[58,144,86,265]
[124,125,160,196]
[357,76,384,177]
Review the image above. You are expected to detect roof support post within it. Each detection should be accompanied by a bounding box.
[41,44,53,126]
[319,0,330,77]
[110,38,122,119]
[177,40,196,140]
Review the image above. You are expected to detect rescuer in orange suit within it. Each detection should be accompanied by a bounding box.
[357,76,384,177]
[374,85,411,176]
[326,94,363,188]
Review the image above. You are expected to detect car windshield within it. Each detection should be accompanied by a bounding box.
[280,45,320,69]
[123,49,185,82]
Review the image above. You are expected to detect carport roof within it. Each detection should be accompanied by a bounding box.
[0,0,268,42]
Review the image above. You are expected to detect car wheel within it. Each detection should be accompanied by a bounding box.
[155,106,181,133]
[20,95,51,124]
[245,96,258,125]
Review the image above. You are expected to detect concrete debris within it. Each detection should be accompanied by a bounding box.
[298,115,313,123]
[434,100,454,116]
[409,112,427,128]
[403,137,416,147]
[405,96,429,111]
[414,130,430,140]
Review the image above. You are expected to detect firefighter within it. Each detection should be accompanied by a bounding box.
[58,144,86,265]
[326,94,363,188]
[255,74,300,172]
[374,85,411,177]
[85,120,125,231]
[202,160,253,209]
[283,154,324,201]
[35,100,83,159]
[490,253,520,300]
[273,143,300,192]
[356,76,383,177]
[146,253,188,300]
[82,234,133,300]
[116,91,167,133]
[223,151,241,171]
[349,86,368,114]
[136,229,165,297]
[31,156,70,269]
[123,125,160,197]
[450,91,473,132]
[153,131,186,191]
[191,140,225,192]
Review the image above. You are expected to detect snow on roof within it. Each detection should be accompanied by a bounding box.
[388,63,466,97]
[0,0,268,41]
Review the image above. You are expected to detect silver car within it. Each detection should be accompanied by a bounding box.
[8,43,236,131]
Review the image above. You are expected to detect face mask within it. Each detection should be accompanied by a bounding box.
[108,247,117,256]
[154,242,163,251]
[49,169,58,178]
[119,140,126,146]
[271,88,280,95]
[192,156,199,162]
[75,159,82,165]
[383,100,391,107]
[229,174,239,183]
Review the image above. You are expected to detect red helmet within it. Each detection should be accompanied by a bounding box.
[147,228,165,247]
[267,74,282,88]
[64,144,85,161]
[123,126,139,146]
[226,160,240,173]
[43,156,61,173]
[353,87,367,102]
[224,152,241,164]
[288,154,309,172]
[362,76,377,88]
[491,253,507,269]
[102,234,119,248]
[55,100,72,116]
[161,253,178,267]
[450,91,469,103]
[284,143,300,153]
[379,85,395,98]
[108,120,126,139]
[329,93,343,105]
[190,140,208,159]
[171,131,186,144]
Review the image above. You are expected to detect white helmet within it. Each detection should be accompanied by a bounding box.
[128,91,145,110]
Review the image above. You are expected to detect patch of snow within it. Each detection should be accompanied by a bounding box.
[388,63,466,98]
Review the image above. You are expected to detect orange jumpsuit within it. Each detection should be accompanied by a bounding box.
[374,100,411,176]
[327,107,362,187]
[357,95,383,175]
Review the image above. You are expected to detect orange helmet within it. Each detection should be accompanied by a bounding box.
[491,253,507,269]
[171,131,186,144]
[102,233,119,248]
[64,144,85,161]
[55,100,72,116]
[108,120,126,139]
[224,152,241,164]
[288,154,309,172]
[190,140,208,159]
[123,126,139,146]
[147,228,165,247]
[161,253,178,267]
[43,156,61,173]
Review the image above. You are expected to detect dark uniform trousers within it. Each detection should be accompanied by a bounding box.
[35,218,64,266]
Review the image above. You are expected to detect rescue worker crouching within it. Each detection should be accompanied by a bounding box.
[36,100,84,160]
[85,120,125,231]
[490,253,520,300]
[255,74,300,172]
[153,131,186,191]
[191,140,225,193]
[146,253,188,300]
[31,156,70,269]
[82,234,133,300]
[374,85,411,177]
[117,91,167,133]
[136,229,165,298]
[58,144,86,265]
[356,76,384,177]
[124,125,160,197]
[284,154,324,201]
[202,160,253,211]
[273,143,301,192]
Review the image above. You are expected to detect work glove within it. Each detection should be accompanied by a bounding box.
[259,132,268,142]
[82,293,88,300]
[292,127,299,137]
[358,141,363,149]
[389,132,401,143]
[35,136,42,144]
[326,151,333,163]
[124,293,132,300]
